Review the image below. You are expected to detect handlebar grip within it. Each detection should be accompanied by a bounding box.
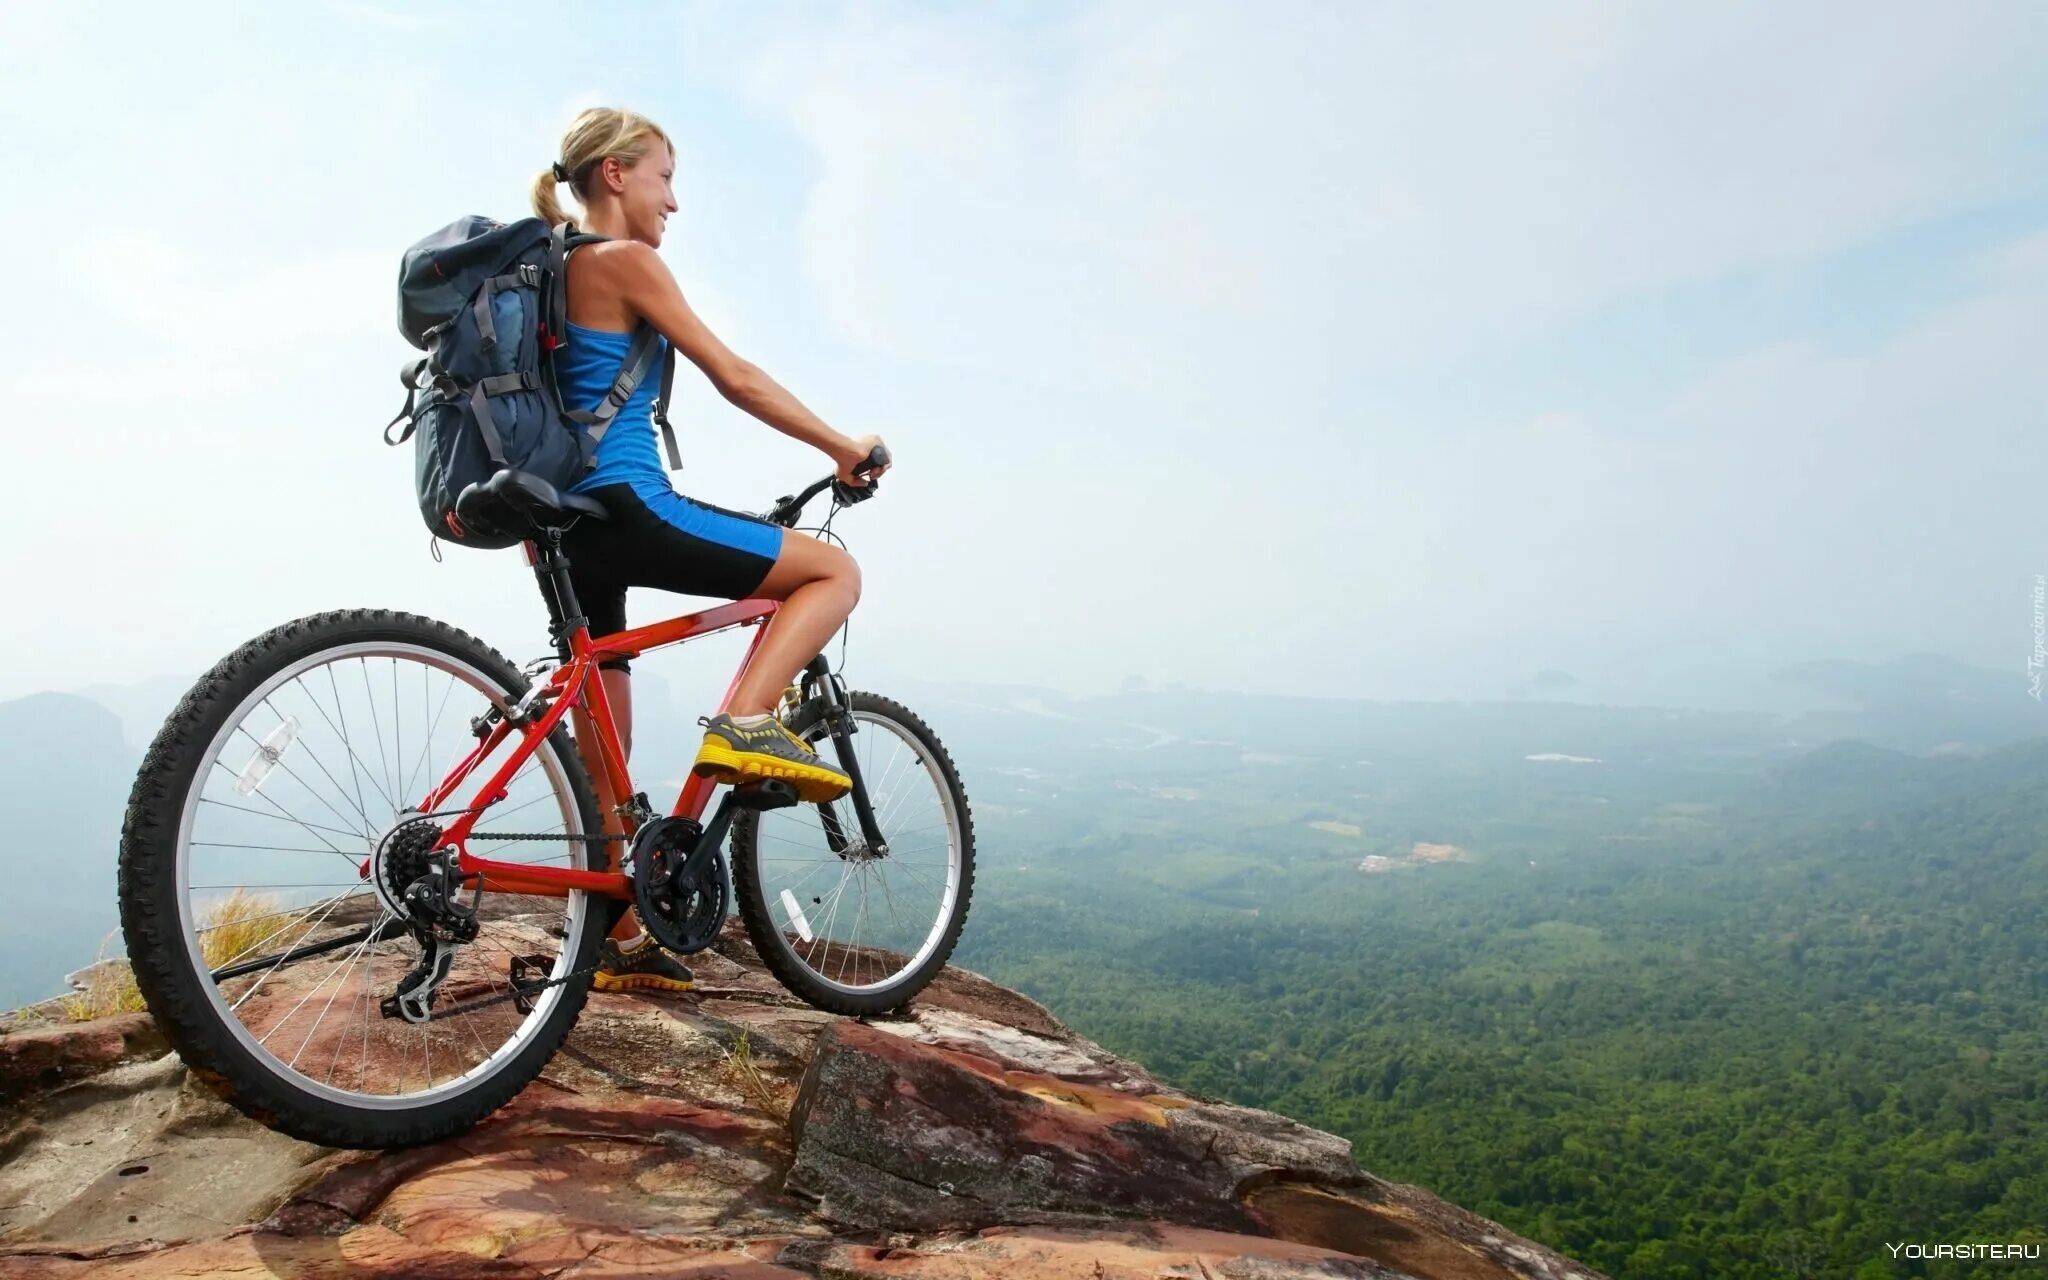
[856,444,890,476]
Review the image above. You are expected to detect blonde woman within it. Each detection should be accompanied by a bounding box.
[537,108,889,991]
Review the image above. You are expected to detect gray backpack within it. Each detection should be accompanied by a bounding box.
[383,216,678,549]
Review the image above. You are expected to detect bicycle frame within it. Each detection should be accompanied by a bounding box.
[413,542,786,903]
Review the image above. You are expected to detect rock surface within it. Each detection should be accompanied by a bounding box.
[0,921,1606,1279]
[0,1014,167,1105]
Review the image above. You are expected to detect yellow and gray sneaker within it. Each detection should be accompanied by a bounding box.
[591,935,696,993]
[691,712,851,803]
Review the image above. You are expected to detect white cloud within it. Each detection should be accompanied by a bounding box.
[713,2,2048,395]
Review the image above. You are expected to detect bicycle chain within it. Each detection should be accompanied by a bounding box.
[411,954,606,1023]
[466,830,630,843]
[386,825,634,1022]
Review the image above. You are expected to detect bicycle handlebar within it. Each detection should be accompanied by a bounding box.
[764,444,891,528]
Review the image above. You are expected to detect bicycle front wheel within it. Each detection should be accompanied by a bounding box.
[118,609,609,1149]
[730,691,975,1015]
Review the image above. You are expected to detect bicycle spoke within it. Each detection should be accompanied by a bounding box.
[208,758,361,859]
[191,841,368,856]
[262,695,380,838]
[197,797,366,843]
[318,665,394,819]
[404,663,456,803]
[391,659,404,810]
[266,924,375,1053]
[229,723,374,846]
[358,658,396,816]
[203,888,367,974]
[745,703,966,998]
[165,637,597,1114]
[807,866,857,976]
[228,890,358,1012]
[870,743,923,833]
[846,869,872,981]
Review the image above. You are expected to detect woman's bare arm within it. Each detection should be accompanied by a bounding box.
[591,240,887,483]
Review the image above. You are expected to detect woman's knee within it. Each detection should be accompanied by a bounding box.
[759,531,858,601]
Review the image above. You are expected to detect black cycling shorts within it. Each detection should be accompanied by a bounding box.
[561,481,785,673]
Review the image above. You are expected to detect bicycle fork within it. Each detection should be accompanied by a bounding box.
[651,654,886,895]
[605,656,891,944]
[799,655,890,858]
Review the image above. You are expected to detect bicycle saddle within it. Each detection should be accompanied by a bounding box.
[454,468,608,541]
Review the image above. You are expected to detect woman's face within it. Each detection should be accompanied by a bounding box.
[602,145,678,247]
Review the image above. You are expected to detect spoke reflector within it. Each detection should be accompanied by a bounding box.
[235,715,303,796]
[780,889,816,943]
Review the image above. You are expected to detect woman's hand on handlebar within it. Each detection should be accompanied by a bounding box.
[831,434,892,488]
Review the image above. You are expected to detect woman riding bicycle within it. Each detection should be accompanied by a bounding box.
[113,104,966,1148]
[535,107,889,992]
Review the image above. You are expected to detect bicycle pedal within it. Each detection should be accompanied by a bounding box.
[508,953,556,1014]
[733,778,802,811]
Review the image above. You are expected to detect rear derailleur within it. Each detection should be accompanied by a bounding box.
[380,851,481,1025]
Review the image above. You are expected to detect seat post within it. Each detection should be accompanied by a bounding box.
[530,529,588,665]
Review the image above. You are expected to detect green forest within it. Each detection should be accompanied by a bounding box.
[941,694,2048,1280]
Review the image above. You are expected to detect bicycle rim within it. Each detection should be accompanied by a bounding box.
[745,705,964,996]
[172,640,592,1109]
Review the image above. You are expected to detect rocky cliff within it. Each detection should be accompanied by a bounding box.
[0,921,1606,1279]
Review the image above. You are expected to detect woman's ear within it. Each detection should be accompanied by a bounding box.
[600,155,626,194]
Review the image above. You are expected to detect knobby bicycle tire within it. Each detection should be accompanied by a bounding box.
[729,690,976,1016]
[118,608,608,1149]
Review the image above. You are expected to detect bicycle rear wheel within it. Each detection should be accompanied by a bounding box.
[730,690,975,1015]
[118,608,608,1149]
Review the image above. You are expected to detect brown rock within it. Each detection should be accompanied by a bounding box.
[0,913,1606,1280]
[1245,1185,1601,1280]
[0,1015,168,1105]
[0,1053,334,1249]
[778,1222,1416,1278]
[785,1020,1359,1235]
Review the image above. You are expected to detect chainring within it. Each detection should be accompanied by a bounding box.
[630,816,728,954]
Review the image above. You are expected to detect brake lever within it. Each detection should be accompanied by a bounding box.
[830,443,891,506]
[830,477,878,506]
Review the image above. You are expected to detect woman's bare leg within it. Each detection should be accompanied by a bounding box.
[727,530,861,715]
[575,529,855,940]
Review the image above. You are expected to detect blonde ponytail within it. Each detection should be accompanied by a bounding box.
[531,107,673,229]
[532,167,568,228]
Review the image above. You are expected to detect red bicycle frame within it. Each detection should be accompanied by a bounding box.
[411,541,785,903]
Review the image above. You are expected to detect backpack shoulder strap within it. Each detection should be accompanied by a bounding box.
[544,221,612,344]
[563,324,662,444]
[547,221,682,471]
[652,343,681,471]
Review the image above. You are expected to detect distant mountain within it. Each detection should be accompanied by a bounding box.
[1507,669,1580,700]
[1758,737,1990,814]
[1769,653,2043,752]
[0,693,138,1007]
[66,672,197,753]
[1774,651,2013,705]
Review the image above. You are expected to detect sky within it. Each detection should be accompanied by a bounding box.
[2,1,2044,713]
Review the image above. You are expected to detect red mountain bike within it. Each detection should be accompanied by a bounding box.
[117,452,974,1148]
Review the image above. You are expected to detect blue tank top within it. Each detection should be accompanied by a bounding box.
[558,322,671,493]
